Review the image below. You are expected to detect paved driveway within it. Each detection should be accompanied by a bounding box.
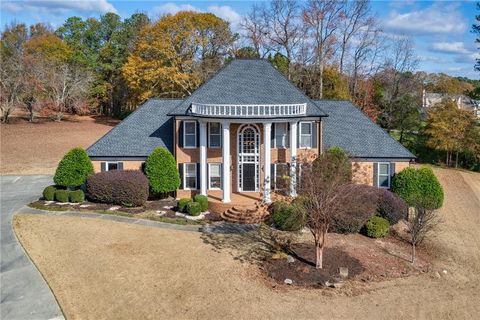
[1,175,64,320]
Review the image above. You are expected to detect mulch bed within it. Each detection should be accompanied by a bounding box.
[265,244,363,287]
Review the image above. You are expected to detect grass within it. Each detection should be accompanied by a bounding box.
[28,202,205,226]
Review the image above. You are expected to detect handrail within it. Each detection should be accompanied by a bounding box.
[190,103,307,117]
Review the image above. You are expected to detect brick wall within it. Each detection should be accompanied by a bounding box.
[92,160,144,173]
[352,161,411,186]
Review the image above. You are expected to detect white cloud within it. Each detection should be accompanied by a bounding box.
[430,42,471,55]
[2,0,117,14]
[153,3,198,15]
[207,5,242,25]
[383,3,467,35]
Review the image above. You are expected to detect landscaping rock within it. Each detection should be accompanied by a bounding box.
[442,269,448,275]
[434,272,441,279]
[44,201,55,205]
[175,211,205,221]
[79,204,91,208]
[163,206,174,210]
[155,210,166,216]
[338,267,349,279]
[284,278,293,285]
[287,255,295,263]
[108,206,120,211]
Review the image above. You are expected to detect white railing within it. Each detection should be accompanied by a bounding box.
[190,103,307,117]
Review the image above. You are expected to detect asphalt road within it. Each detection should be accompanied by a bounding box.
[1,175,64,320]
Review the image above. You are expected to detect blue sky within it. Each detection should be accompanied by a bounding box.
[1,0,478,79]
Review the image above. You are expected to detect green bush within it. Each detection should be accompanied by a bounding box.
[145,147,180,194]
[54,148,94,187]
[186,201,202,216]
[392,167,444,209]
[55,189,70,202]
[193,194,208,211]
[178,198,192,213]
[271,201,305,231]
[69,190,85,203]
[364,216,390,238]
[43,185,56,201]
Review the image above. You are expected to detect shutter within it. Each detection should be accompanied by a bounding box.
[206,123,209,148]
[196,121,200,148]
[101,162,106,172]
[271,124,275,148]
[220,123,223,148]
[297,123,300,147]
[118,162,124,170]
[312,122,318,148]
[286,123,290,148]
[196,163,200,190]
[373,162,378,187]
[206,164,210,190]
[390,163,396,189]
[271,163,275,189]
[179,164,184,189]
[178,121,184,148]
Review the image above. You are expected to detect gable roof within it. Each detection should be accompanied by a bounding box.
[87,99,181,158]
[318,100,415,159]
[170,59,327,117]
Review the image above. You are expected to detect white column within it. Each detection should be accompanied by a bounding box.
[221,121,231,203]
[263,122,272,203]
[289,121,298,197]
[199,121,207,196]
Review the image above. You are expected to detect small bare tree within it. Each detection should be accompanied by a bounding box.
[297,147,378,269]
[408,207,439,264]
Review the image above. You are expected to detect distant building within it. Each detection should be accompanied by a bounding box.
[422,89,480,118]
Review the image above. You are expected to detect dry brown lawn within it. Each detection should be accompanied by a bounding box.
[0,116,117,175]
[14,167,480,319]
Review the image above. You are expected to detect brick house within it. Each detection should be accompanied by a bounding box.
[87,59,414,205]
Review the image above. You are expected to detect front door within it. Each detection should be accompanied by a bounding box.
[242,163,256,191]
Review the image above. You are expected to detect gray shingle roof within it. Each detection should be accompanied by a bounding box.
[318,100,415,159]
[87,99,182,158]
[170,59,327,117]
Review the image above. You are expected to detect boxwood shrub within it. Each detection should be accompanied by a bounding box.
[69,190,85,203]
[377,189,408,225]
[145,147,180,194]
[193,194,208,211]
[178,198,192,213]
[54,148,94,187]
[86,170,149,207]
[43,185,56,201]
[55,189,70,203]
[187,202,202,216]
[271,201,305,231]
[364,216,390,238]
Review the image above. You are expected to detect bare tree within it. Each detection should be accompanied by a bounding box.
[0,58,24,123]
[407,207,439,264]
[338,0,371,74]
[297,148,378,269]
[240,4,271,58]
[302,0,344,98]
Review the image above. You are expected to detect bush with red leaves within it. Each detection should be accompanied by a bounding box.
[377,189,408,225]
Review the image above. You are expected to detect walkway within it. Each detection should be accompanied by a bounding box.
[1,175,64,320]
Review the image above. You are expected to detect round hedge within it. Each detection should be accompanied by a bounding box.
[54,148,93,187]
[271,201,305,231]
[392,167,444,210]
[178,198,192,213]
[193,194,208,211]
[187,202,202,216]
[43,185,56,201]
[364,216,390,238]
[145,147,180,194]
[69,189,85,203]
[86,170,149,207]
[55,189,69,202]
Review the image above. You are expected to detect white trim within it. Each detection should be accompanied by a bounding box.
[191,103,307,117]
[289,121,298,197]
[208,163,222,190]
[263,122,272,203]
[183,163,197,190]
[183,120,197,149]
[377,162,391,189]
[105,161,120,172]
[299,121,313,149]
[237,123,261,192]
[221,122,231,202]
[208,122,222,148]
[199,121,207,195]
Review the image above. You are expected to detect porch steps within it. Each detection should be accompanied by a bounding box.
[221,202,270,224]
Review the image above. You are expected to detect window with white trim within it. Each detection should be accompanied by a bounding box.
[274,123,287,148]
[105,162,120,171]
[183,121,197,148]
[184,163,197,189]
[208,163,221,189]
[378,162,391,188]
[300,122,312,148]
[208,122,221,148]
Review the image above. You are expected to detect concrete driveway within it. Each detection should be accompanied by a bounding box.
[1,175,64,320]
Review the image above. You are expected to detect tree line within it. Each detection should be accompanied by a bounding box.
[1,0,479,170]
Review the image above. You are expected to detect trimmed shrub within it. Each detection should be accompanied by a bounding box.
[69,190,85,203]
[86,170,149,207]
[145,147,180,194]
[364,216,390,238]
[54,148,94,187]
[392,167,444,209]
[377,189,408,225]
[43,185,56,201]
[187,201,202,216]
[178,198,192,213]
[193,194,208,211]
[271,201,305,231]
[331,184,379,234]
[55,189,70,202]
